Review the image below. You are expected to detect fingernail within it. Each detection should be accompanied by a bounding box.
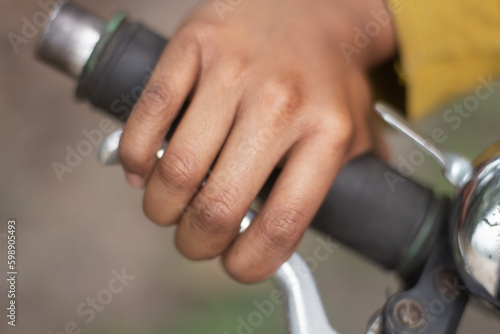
[125,172,145,188]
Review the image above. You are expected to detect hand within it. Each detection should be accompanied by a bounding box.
[118,0,396,282]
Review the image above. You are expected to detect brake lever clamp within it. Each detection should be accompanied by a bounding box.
[381,240,468,334]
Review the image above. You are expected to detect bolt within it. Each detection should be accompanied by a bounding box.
[434,269,461,298]
[394,299,425,329]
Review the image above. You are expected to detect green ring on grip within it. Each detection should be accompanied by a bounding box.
[84,11,128,74]
[396,197,445,275]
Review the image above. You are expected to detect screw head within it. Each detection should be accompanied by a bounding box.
[394,299,425,329]
[434,269,461,298]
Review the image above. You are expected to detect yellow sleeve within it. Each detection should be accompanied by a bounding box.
[389,0,500,119]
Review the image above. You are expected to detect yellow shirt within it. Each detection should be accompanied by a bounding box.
[390,0,500,119]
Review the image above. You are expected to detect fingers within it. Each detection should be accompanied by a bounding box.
[142,66,243,225]
[113,1,385,286]
[173,83,304,260]
[223,121,353,283]
[118,30,201,187]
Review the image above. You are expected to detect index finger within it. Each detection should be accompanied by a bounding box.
[118,29,201,185]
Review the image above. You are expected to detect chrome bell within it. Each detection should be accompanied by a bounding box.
[451,146,500,310]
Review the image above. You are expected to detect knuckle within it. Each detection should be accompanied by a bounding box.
[136,82,176,120]
[337,115,354,142]
[157,149,201,192]
[217,58,249,90]
[191,184,240,234]
[180,20,219,50]
[262,76,304,128]
[318,113,354,147]
[174,26,202,55]
[260,205,306,248]
[177,21,222,73]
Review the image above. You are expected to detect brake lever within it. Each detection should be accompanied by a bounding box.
[274,253,339,334]
[374,102,473,189]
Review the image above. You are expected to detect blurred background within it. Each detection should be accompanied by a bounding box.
[1,1,499,333]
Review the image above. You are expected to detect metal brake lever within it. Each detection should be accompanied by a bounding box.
[374,102,473,189]
[98,129,339,334]
[98,129,122,165]
[273,253,339,334]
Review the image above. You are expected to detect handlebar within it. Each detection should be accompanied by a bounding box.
[313,153,445,276]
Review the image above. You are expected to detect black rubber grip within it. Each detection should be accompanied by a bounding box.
[73,18,441,273]
[77,19,168,121]
[311,154,440,272]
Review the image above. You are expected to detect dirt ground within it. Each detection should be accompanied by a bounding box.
[1,1,499,333]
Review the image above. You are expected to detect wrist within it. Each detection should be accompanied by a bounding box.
[320,0,397,69]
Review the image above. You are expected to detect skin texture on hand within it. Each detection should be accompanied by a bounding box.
[118,0,397,283]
